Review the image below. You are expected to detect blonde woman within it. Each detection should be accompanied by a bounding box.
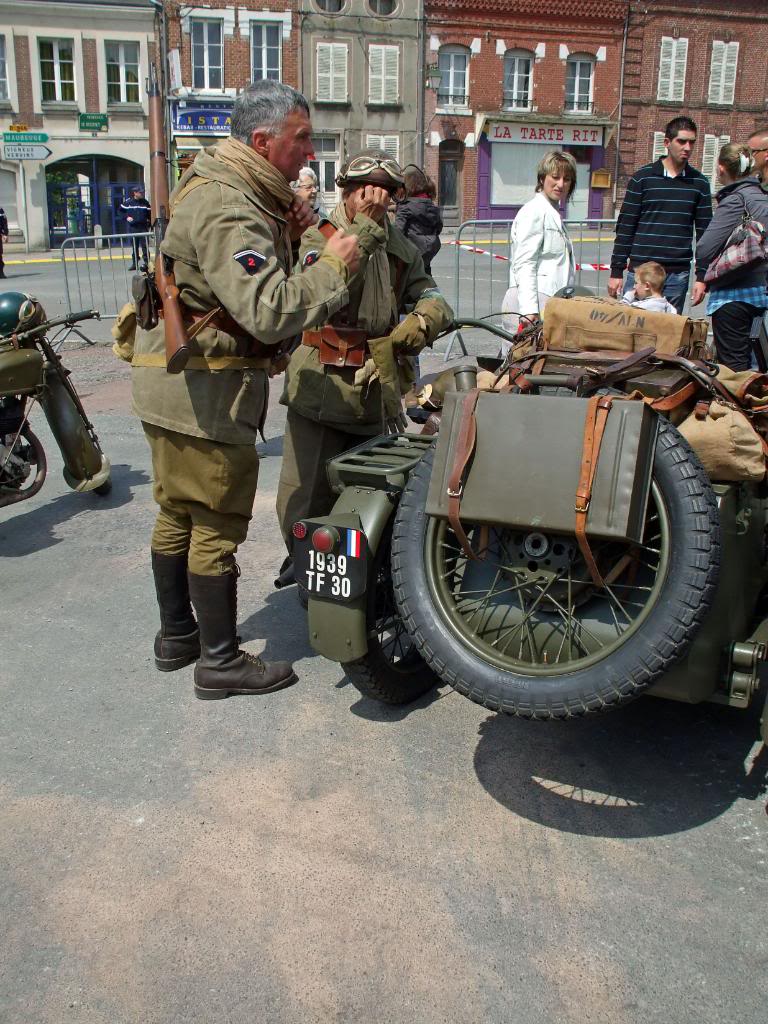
[501,151,577,337]
[696,142,768,370]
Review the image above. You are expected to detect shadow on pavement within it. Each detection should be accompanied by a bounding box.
[472,691,767,838]
[238,587,315,663]
[257,434,283,458]
[0,464,148,556]
[349,683,453,722]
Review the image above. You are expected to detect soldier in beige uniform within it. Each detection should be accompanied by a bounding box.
[276,152,454,565]
[132,81,360,699]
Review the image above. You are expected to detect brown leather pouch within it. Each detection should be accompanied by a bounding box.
[131,272,159,331]
[303,326,368,368]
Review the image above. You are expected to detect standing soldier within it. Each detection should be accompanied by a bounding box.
[275,150,454,572]
[120,187,152,270]
[132,81,360,699]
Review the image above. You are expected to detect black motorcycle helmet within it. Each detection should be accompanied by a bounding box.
[0,292,46,339]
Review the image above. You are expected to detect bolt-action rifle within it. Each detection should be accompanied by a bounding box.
[132,63,190,373]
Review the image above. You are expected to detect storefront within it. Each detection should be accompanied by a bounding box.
[476,116,615,222]
[170,99,234,178]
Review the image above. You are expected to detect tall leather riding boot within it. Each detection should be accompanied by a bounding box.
[188,570,297,699]
[151,550,201,671]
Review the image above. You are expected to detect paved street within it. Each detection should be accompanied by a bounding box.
[1,251,765,1023]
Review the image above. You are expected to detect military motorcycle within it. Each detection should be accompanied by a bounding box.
[0,293,111,508]
[290,309,768,742]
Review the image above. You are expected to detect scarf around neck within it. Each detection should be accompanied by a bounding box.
[332,202,396,336]
[214,136,295,214]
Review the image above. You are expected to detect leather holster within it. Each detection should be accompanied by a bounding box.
[303,326,368,368]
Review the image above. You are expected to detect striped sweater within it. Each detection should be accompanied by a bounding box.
[610,159,713,279]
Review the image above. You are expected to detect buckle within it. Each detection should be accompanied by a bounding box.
[575,499,590,513]
[447,483,463,499]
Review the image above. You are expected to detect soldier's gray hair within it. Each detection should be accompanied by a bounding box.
[231,81,310,142]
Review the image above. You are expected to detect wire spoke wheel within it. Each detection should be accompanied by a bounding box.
[0,425,47,507]
[391,419,720,718]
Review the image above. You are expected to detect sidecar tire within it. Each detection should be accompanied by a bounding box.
[391,419,720,719]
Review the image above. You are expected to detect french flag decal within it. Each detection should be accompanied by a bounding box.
[346,529,362,558]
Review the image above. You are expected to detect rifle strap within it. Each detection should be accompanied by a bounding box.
[446,388,482,561]
[575,394,615,587]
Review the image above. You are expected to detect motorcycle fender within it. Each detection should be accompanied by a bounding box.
[39,366,104,483]
[306,486,395,663]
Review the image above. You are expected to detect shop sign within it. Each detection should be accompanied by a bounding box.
[79,113,109,132]
[488,122,604,146]
[172,105,232,135]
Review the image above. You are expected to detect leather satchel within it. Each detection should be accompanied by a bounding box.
[303,326,368,368]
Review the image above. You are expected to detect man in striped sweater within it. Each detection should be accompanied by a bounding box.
[608,117,713,314]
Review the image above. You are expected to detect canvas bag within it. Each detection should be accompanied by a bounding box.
[678,400,766,482]
[703,192,768,285]
[542,296,708,357]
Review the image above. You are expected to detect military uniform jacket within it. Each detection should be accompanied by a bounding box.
[131,150,350,444]
[282,207,453,433]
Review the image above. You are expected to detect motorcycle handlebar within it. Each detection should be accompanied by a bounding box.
[12,309,101,343]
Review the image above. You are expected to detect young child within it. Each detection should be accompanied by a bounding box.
[621,261,678,314]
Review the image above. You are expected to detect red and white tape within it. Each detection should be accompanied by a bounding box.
[448,240,609,272]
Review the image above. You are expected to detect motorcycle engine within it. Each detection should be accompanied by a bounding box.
[0,396,25,437]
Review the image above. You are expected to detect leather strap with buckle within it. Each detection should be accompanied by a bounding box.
[575,394,615,587]
[446,388,482,561]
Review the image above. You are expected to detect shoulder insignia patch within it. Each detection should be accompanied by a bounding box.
[234,249,266,275]
[302,250,320,268]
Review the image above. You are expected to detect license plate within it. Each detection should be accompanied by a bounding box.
[293,526,368,602]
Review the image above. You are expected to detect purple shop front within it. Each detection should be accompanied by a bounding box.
[476,120,609,221]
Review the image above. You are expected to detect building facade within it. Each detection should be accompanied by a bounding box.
[0,0,156,250]
[299,0,423,212]
[423,0,627,225]
[618,0,768,204]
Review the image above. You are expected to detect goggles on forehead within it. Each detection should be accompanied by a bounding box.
[340,155,405,185]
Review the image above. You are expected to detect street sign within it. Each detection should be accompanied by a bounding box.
[7,123,28,132]
[79,113,108,132]
[3,144,53,161]
[3,131,48,144]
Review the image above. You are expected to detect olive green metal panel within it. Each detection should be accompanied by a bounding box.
[0,348,43,396]
[648,483,768,703]
[305,488,396,662]
[39,367,103,483]
[427,392,657,544]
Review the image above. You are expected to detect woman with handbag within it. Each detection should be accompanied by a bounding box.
[697,143,768,370]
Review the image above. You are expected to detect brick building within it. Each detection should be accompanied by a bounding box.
[0,0,155,249]
[618,0,768,203]
[163,2,298,176]
[423,0,627,225]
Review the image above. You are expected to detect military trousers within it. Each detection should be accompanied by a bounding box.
[143,422,259,576]
[276,409,372,546]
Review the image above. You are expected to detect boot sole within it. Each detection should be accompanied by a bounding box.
[155,650,200,672]
[194,671,298,699]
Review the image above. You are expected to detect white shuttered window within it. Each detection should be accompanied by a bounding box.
[316,42,348,102]
[701,133,730,191]
[708,41,738,105]
[657,36,688,102]
[368,44,399,104]
[652,132,666,160]
[366,134,399,161]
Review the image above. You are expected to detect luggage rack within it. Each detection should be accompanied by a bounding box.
[327,433,435,494]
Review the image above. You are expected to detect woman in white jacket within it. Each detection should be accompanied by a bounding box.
[501,151,577,338]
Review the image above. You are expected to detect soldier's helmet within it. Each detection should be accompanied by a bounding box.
[0,292,46,339]
[335,150,405,192]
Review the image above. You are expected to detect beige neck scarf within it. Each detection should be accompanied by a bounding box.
[331,202,396,336]
[214,136,296,214]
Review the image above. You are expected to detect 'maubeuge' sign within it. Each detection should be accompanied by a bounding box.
[488,122,604,146]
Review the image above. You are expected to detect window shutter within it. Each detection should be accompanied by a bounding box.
[671,37,687,101]
[701,134,718,187]
[383,45,399,104]
[317,43,331,101]
[368,45,384,103]
[652,131,666,160]
[722,42,738,104]
[331,43,348,102]
[657,37,673,100]
[708,40,725,103]
[366,133,399,161]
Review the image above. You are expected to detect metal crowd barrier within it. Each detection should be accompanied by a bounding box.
[60,232,152,331]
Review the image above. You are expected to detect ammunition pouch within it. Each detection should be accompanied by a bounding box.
[132,272,159,331]
[302,326,368,368]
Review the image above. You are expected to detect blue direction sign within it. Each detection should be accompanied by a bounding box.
[3,131,49,144]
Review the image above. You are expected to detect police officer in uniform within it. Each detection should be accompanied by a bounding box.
[120,187,152,270]
[276,151,454,554]
[132,81,360,699]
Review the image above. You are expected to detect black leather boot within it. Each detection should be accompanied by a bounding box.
[188,570,297,699]
[151,550,200,671]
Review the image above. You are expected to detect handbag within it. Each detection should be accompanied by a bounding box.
[703,192,768,285]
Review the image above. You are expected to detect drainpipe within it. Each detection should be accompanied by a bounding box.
[416,0,426,167]
[612,3,630,212]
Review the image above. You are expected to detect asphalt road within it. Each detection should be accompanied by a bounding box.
[1,253,765,1024]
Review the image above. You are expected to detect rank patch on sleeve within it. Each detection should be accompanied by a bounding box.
[233,249,266,275]
[302,250,320,268]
